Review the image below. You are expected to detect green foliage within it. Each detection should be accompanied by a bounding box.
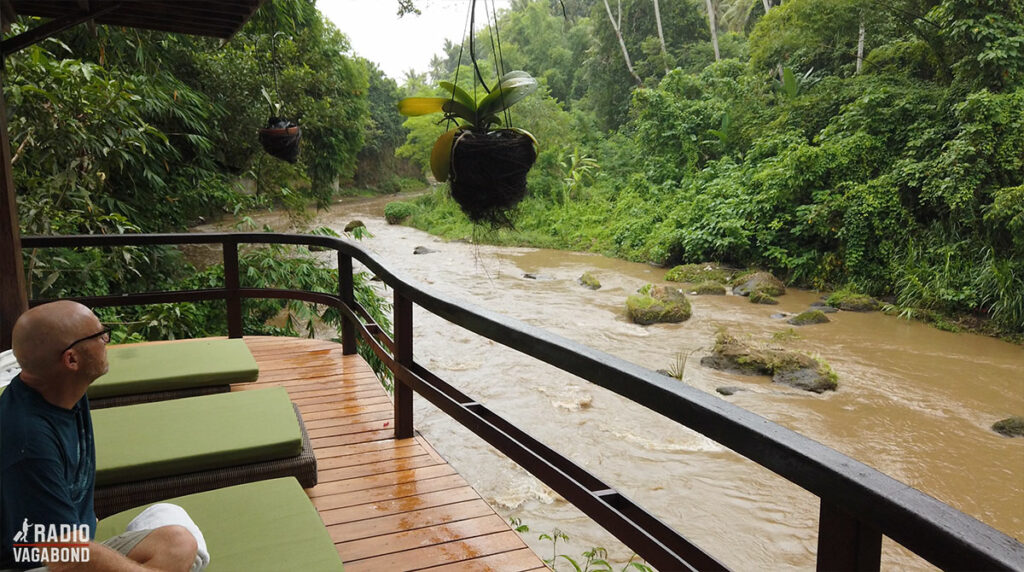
[393,0,1024,338]
[384,201,416,224]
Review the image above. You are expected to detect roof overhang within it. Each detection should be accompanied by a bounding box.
[1,0,266,56]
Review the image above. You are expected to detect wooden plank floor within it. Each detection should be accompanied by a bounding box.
[235,336,546,572]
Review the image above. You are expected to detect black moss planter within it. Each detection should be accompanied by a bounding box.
[449,129,537,226]
[259,117,301,163]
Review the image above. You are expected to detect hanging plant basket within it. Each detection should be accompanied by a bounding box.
[449,128,536,226]
[259,117,301,163]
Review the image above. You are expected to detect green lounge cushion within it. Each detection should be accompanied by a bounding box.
[96,477,343,571]
[93,387,301,487]
[89,339,258,399]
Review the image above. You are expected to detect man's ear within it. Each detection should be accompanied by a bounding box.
[61,349,80,372]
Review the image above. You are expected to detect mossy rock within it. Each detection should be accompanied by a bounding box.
[665,263,728,284]
[749,290,779,305]
[694,281,726,295]
[384,201,415,224]
[732,272,786,297]
[992,416,1024,437]
[787,310,830,326]
[827,289,880,312]
[343,220,365,232]
[626,285,692,325]
[700,332,837,393]
[578,271,601,290]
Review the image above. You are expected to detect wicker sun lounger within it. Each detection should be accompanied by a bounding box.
[92,390,317,518]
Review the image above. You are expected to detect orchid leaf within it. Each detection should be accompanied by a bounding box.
[476,73,539,121]
[398,97,448,116]
[430,128,459,182]
[439,81,477,111]
[440,100,477,124]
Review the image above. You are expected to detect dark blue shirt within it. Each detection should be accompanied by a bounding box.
[0,375,96,569]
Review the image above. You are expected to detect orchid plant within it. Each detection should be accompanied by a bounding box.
[398,70,539,182]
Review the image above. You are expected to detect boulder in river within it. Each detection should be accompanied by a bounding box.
[413,246,438,255]
[626,284,692,325]
[992,416,1024,437]
[787,310,830,326]
[665,263,729,284]
[732,272,786,297]
[693,281,726,295]
[750,290,779,305]
[578,271,602,290]
[826,290,881,312]
[700,332,838,393]
[809,301,839,313]
[343,220,365,233]
[716,386,745,396]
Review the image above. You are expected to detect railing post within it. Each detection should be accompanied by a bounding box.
[817,500,882,571]
[337,252,356,355]
[393,291,414,439]
[223,238,242,339]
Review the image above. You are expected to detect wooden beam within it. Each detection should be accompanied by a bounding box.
[0,70,26,351]
[0,3,119,57]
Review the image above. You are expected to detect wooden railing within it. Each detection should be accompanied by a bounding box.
[21,232,1024,571]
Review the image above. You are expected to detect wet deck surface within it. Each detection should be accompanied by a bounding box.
[236,336,546,571]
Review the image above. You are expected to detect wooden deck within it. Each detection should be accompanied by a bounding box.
[234,336,546,571]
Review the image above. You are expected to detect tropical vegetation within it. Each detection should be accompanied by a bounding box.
[397,0,1024,338]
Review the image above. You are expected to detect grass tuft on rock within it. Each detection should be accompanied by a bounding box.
[578,271,601,290]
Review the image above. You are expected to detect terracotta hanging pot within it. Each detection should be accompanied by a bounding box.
[259,117,301,163]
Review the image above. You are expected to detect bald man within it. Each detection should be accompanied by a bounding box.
[1,302,199,571]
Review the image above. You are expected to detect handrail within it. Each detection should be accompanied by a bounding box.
[21,232,1024,571]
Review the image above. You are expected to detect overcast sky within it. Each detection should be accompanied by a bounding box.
[319,0,512,82]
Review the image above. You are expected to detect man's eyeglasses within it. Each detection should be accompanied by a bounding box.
[61,326,112,355]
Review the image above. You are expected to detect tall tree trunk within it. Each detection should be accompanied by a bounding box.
[856,19,866,74]
[602,0,644,86]
[652,0,670,74]
[705,0,720,62]
[762,0,772,13]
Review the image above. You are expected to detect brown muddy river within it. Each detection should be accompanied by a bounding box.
[196,193,1023,570]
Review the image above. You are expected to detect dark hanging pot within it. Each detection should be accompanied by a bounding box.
[448,129,537,227]
[259,117,301,163]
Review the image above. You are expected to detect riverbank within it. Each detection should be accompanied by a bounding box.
[386,187,1023,344]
